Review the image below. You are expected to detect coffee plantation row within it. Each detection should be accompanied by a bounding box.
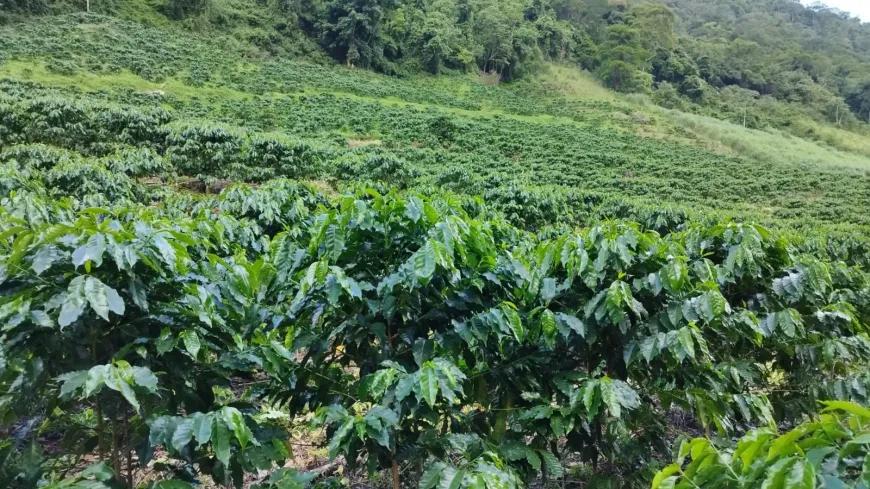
[3,76,870,242]
[2,12,870,489]
[3,141,870,488]
[2,14,870,235]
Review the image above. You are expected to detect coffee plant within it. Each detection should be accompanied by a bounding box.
[1,11,870,489]
[652,401,870,489]
[2,172,870,488]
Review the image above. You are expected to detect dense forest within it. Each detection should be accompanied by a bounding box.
[1,0,870,488]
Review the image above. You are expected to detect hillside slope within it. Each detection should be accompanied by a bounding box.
[2,12,869,239]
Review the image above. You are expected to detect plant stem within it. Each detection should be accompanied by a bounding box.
[95,396,106,460]
[113,413,122,478]
[93,337,106,461]
[125,408,133,489]
[392,457,400,489]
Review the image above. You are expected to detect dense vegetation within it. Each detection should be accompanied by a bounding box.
[653,401,870,489]
[1,1,870,489]
[5,0,870,135]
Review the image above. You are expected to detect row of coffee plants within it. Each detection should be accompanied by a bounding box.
[2,154,870,487]
[3,14,870,231]
[3,78,870,237]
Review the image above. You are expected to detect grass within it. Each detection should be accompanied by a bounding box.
[667,110,870,172]
[532,64,619,102]
[531,65,870,172]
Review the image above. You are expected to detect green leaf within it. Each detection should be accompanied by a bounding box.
[82,461,115,481]
[31,245,57,275]
[73,233,105,268]
[761,458,795,489]
[29,310,53,327]
[192,413,213,446]
[153,233,177,268]
[128,279,149,311]
[539,450,564,478]
[419,364,439,408]
[541,309,557,347]
[59,276,87,327]
[212,418,232,466]
[599,378,621,418]
[222,407,254,449]
[84,365,109,397]
[652,464,680,489]
[862,453,870,487]
[84,277,122,321]
[821,401,870,419]
[57,370,88,398]
[324,224,344,262]
[405,197,423,223]
[395,375,414,401]
[105,285,125,316]
[420,462,446,489]
[502,304,525,343]
[541,278,557,301]
[556,313,585,338]
[677,327,695,361]
[821,475,848,489]
[367,368,397,400]
[735,430,774,473]
[610,379,640,411]
[181,330,201,358]
[328,417,354,460]
[550,416,565,437]
[526,450,542,470]
[172,418,195,452]
[414,240,437,284]
[639,335,659,363]
[657,476,677,489]
[131,367,158,393]
[784,459,814,489]
[439,466,464,489]
[767,425,808,462]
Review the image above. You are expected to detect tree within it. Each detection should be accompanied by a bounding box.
[0,0,49,13]
[415,0,466,73]
[626,2,676,52]
[320,0,385,68]
[596,25,650,92]
[165,0,210,20]
[846,80,870,122]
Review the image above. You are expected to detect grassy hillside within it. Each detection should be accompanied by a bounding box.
[2,12,870,239]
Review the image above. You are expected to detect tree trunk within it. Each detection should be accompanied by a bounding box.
[95,397,106,460]
[392,458,400,489]
[113,414,122,479]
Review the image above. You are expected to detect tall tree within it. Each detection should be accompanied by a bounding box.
[0,0,49,13]
[320,0,386,68]
[846,81,870,122]
[626,2,676,52]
